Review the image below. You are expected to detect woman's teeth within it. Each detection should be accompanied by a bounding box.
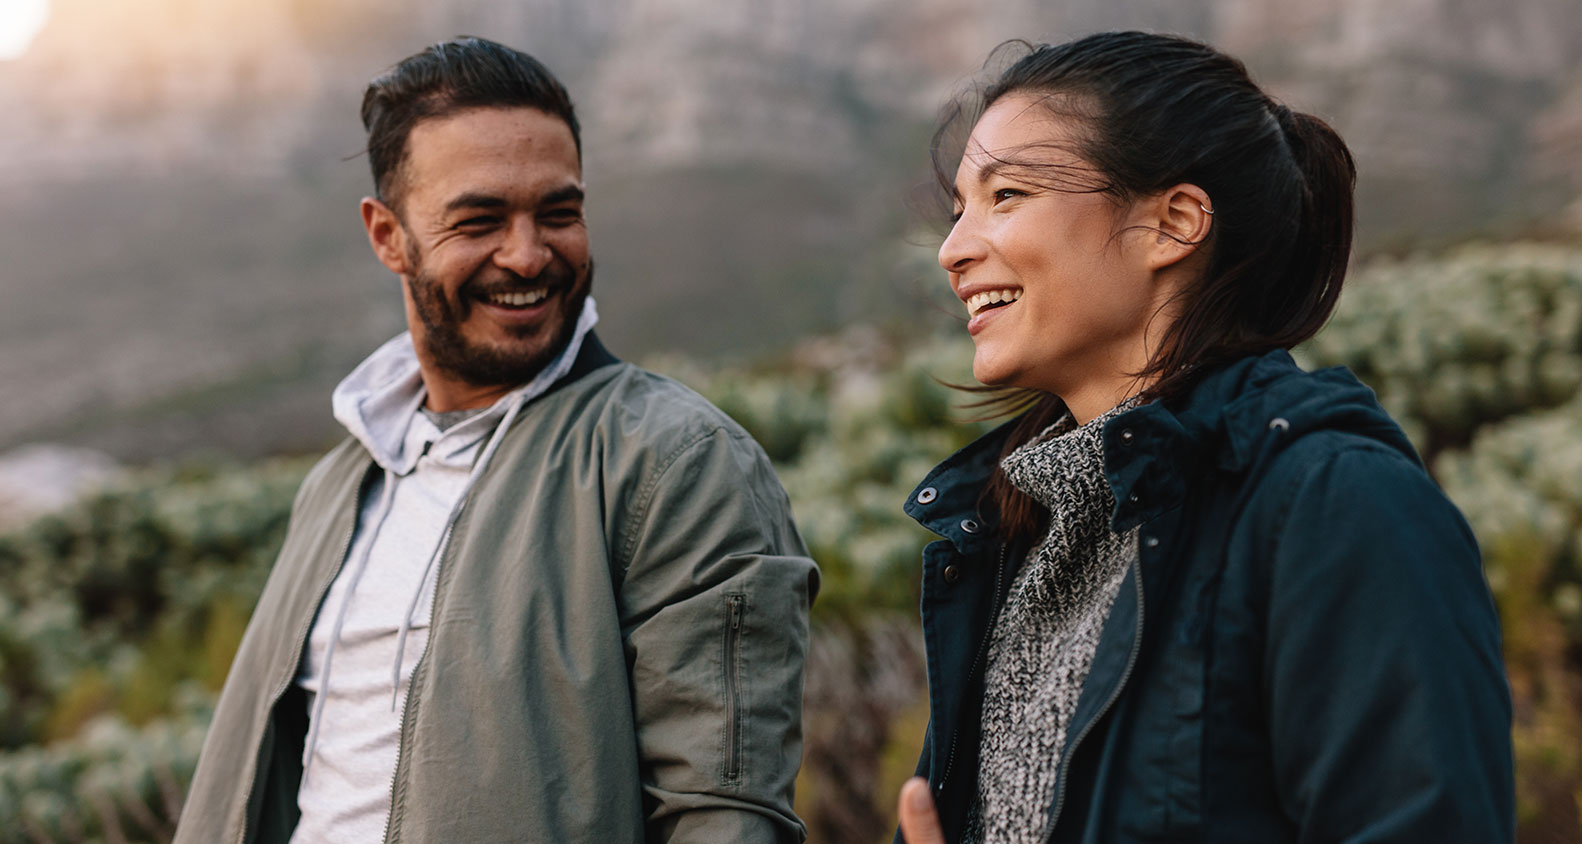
[966,288,1022,317]
[487,288,549,307]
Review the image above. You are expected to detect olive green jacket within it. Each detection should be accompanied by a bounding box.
[174,336,819,843]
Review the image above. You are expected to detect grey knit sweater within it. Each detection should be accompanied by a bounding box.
[965,401,1140,844]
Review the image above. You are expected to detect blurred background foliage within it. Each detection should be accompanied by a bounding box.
[0,242,1579,842]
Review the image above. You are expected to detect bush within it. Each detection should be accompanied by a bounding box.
[4,244,1581,842]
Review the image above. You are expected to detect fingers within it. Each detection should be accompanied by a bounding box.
[897,776,947,844]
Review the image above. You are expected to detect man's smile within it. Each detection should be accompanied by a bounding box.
[482,287,549,308]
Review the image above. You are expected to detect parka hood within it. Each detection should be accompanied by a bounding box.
[906,350,1418,540]
[1103,349,1419,531]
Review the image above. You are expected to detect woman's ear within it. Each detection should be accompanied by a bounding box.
[1145,183,1214,271]
[361,196,412,276]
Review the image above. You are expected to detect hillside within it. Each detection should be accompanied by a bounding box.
[1,0,1579,459]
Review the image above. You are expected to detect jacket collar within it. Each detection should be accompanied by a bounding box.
[908,350,1418,538]
[903,417,1020,556]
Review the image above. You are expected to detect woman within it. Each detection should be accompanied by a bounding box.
[893,32,1513,844]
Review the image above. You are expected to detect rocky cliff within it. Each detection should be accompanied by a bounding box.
[1,0,1578,457]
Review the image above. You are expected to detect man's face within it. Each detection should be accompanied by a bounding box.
[367,106,591,408]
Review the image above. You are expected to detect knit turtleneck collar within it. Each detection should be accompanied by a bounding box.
[1000,398,1140,513]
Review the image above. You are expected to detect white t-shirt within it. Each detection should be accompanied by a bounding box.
[289,411,482,843]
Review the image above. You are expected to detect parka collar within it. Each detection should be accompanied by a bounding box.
[904,417,1020,556]
[908,350,1419,539]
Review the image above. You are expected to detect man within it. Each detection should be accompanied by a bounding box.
[175,37,818,843]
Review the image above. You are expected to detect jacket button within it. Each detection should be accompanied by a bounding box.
[1269,417,1290,432]
[960,518,980,534]
[1128,492,1140,504]
[943,565,960,584]
[917,487,938,504]
[1120,428,1135,444]
[1145,536,1160,549]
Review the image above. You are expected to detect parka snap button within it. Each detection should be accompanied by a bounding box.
[960,519,980,534]
[917,487,938,504]
[943,565,961,584]
[1145,536,1160,549]
[1120,428,1135,444]
[1128,493,1140,504]
[1269,417,1290,432]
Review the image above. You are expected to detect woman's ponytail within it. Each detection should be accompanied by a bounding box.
[1267,105,1357,345]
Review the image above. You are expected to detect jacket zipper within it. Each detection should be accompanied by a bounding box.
[723,594,746,784]
[236,517,360,844]
[380,517,459,844]
[1046,554,1146,833]
[935,543,1009,794]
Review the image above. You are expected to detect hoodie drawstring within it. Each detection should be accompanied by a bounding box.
[302,469,399,783]
[302,398,524,779]
[388,396,526,710]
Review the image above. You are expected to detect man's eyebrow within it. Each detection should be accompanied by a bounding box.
[442,193,509,215]
[541,185,585,206]
[441,185,586,216]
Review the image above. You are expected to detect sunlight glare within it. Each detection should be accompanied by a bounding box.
[0,0,49,61]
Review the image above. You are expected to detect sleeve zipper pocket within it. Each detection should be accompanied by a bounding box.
[722,593,746,786]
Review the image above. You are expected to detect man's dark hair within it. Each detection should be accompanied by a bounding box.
[361,36,581,209]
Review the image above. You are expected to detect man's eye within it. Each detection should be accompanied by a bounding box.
[456,216,499,229]
[542,207,583,225]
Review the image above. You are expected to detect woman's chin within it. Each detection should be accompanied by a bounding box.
[971,353,1021,389]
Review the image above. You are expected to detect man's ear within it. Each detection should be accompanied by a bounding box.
[1145,183,1214,272]
[361,196,411,276]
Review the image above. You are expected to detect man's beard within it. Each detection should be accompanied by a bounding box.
[405,257,592,389]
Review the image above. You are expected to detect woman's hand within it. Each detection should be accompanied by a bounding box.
[897,777,947,844]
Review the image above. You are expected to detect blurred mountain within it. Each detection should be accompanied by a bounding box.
[2,0,1580,459]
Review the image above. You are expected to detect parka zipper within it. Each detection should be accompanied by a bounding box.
[935,543,1009,794]
[1046,553,1146,833]
[723,594,746,784]
[236,513,361,844]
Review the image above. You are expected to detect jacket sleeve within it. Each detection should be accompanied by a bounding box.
[616,426,820,844]
[1261,445,1514,843]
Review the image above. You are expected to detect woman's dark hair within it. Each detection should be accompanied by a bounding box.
[361,36,581,210]
[934,32,1357,542]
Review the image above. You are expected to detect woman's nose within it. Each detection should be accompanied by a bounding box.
[938,213,984,274]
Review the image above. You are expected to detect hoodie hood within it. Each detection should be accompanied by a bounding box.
[332,298,600,473]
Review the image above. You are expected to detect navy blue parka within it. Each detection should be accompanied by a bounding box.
[900,350,1514,843]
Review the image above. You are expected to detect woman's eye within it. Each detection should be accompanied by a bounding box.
[993,188,1025,203]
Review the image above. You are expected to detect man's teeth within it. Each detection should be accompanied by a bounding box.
[966,288,1022,317]
[487,288,549,307]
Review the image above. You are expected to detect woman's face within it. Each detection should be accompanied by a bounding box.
[940,93,1173,417]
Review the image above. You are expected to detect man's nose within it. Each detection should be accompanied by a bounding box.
[494,219,555,278]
